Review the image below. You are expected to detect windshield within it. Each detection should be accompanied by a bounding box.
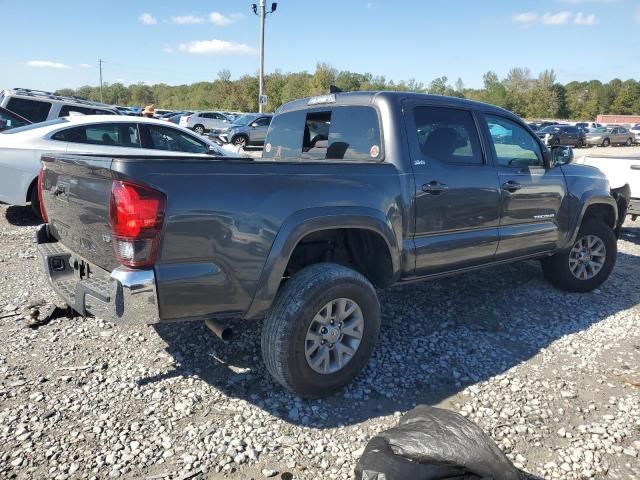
[590,127,608,133]
[232,114,258,126]
[539,126,560,133]
[1,117,68,134]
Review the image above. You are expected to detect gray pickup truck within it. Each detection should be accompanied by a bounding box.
[36,91,625,398]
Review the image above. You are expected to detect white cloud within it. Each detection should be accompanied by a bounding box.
[178,39,256,55]
[139,13,157,25]
[574,12,597,25]
[512,12,538,23]
[172,15,205,25]
[541,11,573,25]
[79,63,91,68]
[209,12,233,26]
[26,60,70,69]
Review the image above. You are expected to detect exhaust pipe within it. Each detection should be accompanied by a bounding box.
[205,318,234,342]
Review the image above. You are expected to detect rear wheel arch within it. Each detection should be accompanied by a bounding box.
[245,208,401,320]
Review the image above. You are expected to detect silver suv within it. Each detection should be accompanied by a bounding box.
[210,113,273,149]
[0,88,117,123]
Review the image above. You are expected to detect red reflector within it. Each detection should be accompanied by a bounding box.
[37,167,48,222]
[109,181,166,267]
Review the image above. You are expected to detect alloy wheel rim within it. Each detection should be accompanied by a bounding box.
[304,298,364,374]
[569,234,606,280]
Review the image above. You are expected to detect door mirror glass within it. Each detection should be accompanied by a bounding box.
[551,145,573,166]
[251,122,259,128]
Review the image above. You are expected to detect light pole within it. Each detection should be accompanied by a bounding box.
[99,59,104,103]
[252,2,277,113]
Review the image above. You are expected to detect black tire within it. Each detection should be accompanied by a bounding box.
[193,124,205,135]
[541,220,616,293]
[232,135,248,149]
[29,182,42,220]
[626,138,632,146]
[602,138,610,147]
[261,263,380,398]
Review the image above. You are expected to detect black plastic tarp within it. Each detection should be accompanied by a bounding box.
[355,405,527,480]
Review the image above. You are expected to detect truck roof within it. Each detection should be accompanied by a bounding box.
[276,90,518,119]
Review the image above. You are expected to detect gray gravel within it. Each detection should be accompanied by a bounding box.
[0,202,638,480]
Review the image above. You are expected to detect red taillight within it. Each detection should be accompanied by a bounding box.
[109,181,166,267]
[37,167,48,222]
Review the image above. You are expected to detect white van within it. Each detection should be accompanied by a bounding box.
[0,88,117,123]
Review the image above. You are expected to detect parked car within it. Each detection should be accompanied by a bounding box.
[180,111,230,134]
[209,113,273,148]
[0,106,31,132]
[629,124,640,143]
[527,123,541,132]
[113,106,138,116]
[35,91,623,398]
[536,125,586,147]
[585,127,634,147]
[0,88,118,123]
[0,115,234,216]
[575,122,603,130]
[165,112,193,124]
[575,155,636,220]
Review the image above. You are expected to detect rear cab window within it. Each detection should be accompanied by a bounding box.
[6,97,52,123]
[263,106,382,162]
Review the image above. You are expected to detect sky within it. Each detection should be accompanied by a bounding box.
[2,0,639,92]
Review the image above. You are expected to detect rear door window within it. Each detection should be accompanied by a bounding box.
[6,97,52,123]
[411,106,483,165]
[264,106,382,162]
[53,123,141,147]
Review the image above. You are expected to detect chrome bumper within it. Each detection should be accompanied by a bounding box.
[35,225,161,325]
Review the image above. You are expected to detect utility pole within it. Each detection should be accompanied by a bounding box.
[252,2,277,113]
[99,59,104,103]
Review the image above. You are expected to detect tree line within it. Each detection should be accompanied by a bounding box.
[55,64,640,120]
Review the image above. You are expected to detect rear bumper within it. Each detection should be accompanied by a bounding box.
[628,198,640,216]
[36,224,160,325]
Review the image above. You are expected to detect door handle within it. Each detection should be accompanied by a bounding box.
[422,181,449,195]
[630,165,640,170]
[501,181,522,192]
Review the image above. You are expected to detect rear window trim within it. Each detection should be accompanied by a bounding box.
[264,104,386,164]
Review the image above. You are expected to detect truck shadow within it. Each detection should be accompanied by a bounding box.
[143,249,640,429]
[3,204,41,227]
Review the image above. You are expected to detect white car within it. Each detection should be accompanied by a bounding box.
[575,155,639,219]
[630,124,640,143]
[179,111,230,135]
[0,115,235,215]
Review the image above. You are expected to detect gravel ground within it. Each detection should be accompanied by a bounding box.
[0,201,639,480]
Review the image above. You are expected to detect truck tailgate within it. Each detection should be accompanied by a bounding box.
[41,154,119,272]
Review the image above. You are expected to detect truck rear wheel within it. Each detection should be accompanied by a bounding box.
[541,220,616,293]
[261,263,380,398]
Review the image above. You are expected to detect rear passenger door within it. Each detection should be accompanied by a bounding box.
[481,114,568,259]
[404,104,502,275]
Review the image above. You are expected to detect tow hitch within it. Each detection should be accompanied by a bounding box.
[27,304,74,329]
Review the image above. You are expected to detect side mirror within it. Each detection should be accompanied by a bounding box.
[250,122,259,128]
[208,145,219,155]
[551,145,573,167]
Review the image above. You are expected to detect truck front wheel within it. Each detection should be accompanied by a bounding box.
[541,220,616,292]
[261,263,380,398]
